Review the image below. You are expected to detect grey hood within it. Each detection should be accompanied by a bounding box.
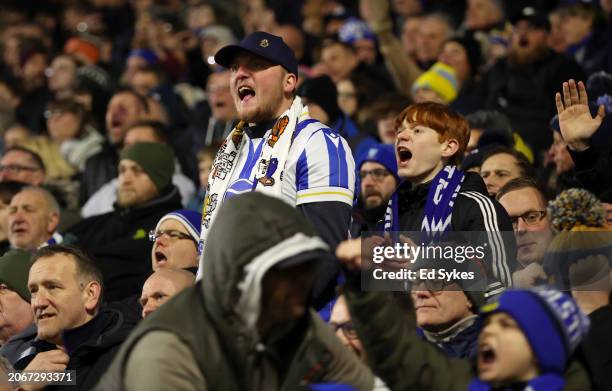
[201,192,329,351]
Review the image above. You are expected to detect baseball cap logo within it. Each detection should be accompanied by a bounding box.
[259,39,269,48]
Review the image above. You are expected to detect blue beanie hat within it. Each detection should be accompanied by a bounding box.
[155,209,202,244]
[357,144,399,182]
[338,18,376,44]
[128,48,159,65]
[480,288,590,374]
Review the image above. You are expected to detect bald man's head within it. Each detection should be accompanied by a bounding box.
[140,268,195,318]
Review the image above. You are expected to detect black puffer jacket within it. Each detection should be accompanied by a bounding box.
[396,171,516,290]
[67,186,182,301]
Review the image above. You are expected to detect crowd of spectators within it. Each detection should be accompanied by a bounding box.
[0,0,611,390]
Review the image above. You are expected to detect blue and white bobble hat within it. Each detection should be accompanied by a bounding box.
[155,209,202,243]
[480,287,590,374]
[338,17,376,44]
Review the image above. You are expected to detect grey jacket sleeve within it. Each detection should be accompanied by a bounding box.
[124,331,207,391]
[344,288,474,391]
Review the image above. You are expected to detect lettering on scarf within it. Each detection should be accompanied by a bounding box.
[421,165,465,241]
[213,150,237,180]
[202,193,218,229]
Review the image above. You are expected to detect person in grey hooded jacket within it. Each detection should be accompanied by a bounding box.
[95,192,375,391]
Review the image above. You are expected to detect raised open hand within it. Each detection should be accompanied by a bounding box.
[555,79,606,151]
[359,0,392,32]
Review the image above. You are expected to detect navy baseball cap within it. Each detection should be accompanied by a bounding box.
[214,31,298,77]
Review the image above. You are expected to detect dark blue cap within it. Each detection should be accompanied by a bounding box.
[214,31,298,77]
[511,7,550,31]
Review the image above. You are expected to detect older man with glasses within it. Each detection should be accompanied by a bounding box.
[0,147,46,185]
[406,253,486,359]
[497,177,554,288]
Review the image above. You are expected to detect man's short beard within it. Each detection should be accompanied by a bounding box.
[116,191,135,208]
[240,102,278,124]
[508,44,548,67]
[238,80,287,124]
[363,202,388,224]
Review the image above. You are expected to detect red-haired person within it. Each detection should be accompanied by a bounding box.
[388,102,516,291]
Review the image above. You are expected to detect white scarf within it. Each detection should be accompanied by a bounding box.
[197,97,307,277]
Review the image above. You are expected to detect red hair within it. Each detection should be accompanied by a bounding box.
[394,102,470,166]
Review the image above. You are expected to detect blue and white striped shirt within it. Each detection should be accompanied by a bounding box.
[223,118,355,207]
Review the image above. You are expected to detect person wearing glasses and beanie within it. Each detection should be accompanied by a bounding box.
[150,209,202,273]
[351,144,399,237]
[67,142,182,302]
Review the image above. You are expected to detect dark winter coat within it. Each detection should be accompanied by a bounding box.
[67,186,182,301]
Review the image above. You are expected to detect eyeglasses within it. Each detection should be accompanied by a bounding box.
[148,229,196,243]
[331,321,358,340]
[0,164,40,174]
[44,109,70,119]
[410,277,452,294]
[359,168,391,182]
[510,210,547,229]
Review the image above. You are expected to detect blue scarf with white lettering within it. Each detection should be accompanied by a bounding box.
[384,165,464,243]
[421,165,465,243]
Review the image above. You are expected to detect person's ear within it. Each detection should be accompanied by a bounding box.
[284,72,297,95]
[47,212,60,234]
[83,280,102,314]
[441,138,459,159]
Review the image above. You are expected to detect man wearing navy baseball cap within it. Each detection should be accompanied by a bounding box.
[199,31,356,309]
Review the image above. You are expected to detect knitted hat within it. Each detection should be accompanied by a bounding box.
[155,209,202,243]
[64,36,100,64]
[412,62,459,103]
[544,188,612,289]
[127,49,159,66]
[480,288,590,374]
[120,142,175,192]
[0,249,32,302]
[446,35,483,77]
[356,144,399,182]
[297,75,342,124]
[338,18,376,44]
[544,225,612,291]
[547,188,605,232]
